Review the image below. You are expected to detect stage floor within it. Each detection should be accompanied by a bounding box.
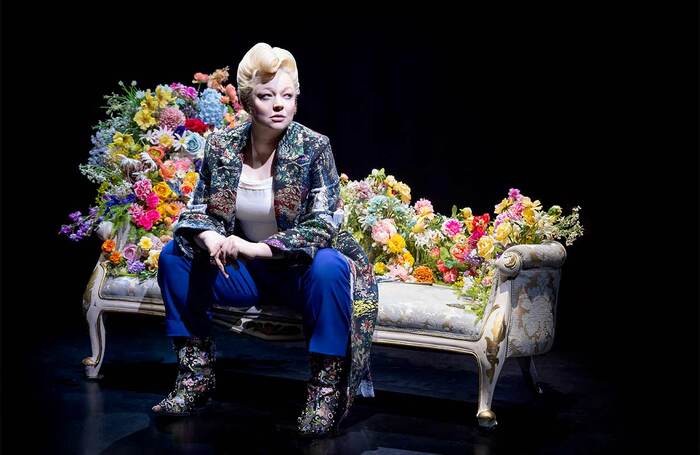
[5,313,646,454]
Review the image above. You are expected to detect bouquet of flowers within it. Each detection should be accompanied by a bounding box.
[340,169,584,319]
[60,67,248,280]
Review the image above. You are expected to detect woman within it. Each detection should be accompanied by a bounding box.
[151,42,379,438]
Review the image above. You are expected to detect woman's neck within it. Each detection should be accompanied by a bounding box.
[249,123,283,166]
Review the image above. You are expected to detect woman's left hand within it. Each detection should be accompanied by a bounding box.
[216,235,258,265]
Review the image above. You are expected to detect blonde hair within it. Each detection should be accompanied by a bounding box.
[237,43,300,111]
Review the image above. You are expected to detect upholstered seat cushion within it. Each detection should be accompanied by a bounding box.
[99,275,483,340]
[376,280,484,341]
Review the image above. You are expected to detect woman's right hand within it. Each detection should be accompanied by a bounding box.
[196,231,228,276]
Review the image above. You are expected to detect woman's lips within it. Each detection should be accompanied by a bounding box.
[270,115,286,122]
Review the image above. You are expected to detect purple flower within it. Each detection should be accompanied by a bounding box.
[122,244,138,261]
[60,225,72,235]
[69,234,80,242]
[127,260,146,274]
[69,211,82,222]
[89,207,99,217]
[508,188,521,200]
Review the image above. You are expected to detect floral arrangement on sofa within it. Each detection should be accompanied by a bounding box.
[339,169,583,318]
[60,67,248,280]
[60,68,584,317]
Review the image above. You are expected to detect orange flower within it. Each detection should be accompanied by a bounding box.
[192,72,209,83]
[412,266,434,283]
[165,202,181,217]
[102,239,116,253]
[147,146,165,161]
[109,251,122,264]
[181,183,193,196]
[159,161,176,180]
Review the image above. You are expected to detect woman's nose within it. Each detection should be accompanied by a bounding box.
[273,104,283,112]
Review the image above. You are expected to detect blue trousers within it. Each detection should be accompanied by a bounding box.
[157,241,353,356]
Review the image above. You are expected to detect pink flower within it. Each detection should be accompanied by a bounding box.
[387,264,410,281]
[174,158,192,172]
[122,244,138,261]
[510,203,524,219]
[133,179,153,200]
[145,192,160,209]
[429,246,440,258]
[193,72,209,83]
[146,209,161,223]
[128,203,145,220]
[159,107,186,130]
[443,269,458,283]
[371,219,397,244]
[414,198,434,216]
[349,181,373,200]
[224,84,238,104]
[508,188,521,200]
[441,218,462,238]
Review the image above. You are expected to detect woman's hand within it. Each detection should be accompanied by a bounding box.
[196,230,227,275]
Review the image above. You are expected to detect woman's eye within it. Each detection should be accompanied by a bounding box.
[258,94,271,100]
[284,94,293,99]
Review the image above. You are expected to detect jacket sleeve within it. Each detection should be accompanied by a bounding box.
[261,139,342,262]
[172,134,227,259]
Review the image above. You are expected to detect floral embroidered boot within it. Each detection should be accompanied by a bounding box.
[151,336,216,416]
[297,353,348,438]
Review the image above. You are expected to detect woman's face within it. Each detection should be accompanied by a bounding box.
[250,70,297,131]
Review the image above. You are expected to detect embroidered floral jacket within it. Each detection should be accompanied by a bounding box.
[172,121,379,410]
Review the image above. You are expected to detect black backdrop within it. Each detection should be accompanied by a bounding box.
[2,4,697,446]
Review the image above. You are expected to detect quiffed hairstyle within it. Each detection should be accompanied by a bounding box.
[237,43,300,111]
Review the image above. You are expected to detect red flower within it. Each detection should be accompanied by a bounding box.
[185,118,208,134]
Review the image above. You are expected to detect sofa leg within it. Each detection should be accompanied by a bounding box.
[82,303,106,380]
[476,353,504,429]
[517,356,544,395]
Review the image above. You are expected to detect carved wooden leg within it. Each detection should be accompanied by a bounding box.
[82,302,106,379]
[475,304,509,429]
[517,356,544,395]
[476,351,505,429]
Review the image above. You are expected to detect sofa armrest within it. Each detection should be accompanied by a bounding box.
[495,241,567,279]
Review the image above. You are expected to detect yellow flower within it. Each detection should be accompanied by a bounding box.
[140,90,159,111]
[403,251,415,267]
[156,204,168,219]
[394,181,411,204]
[165,203,181,217]
[488,225,494,235]
[453,233,468,244]
[373,262,387,275]
[494,198,510,214]
[461,207,472,220]
[153,182,173,200]
[156,86,175,108]
[110,132,135,150]
[387,233,406,254]
[411,219,426,234]
[494,222,513,243]
[146,250,161,269]
[477,235,495,259]
[184,171,198,185]
[384,175,397,187]
[521,197,542,211]
[139,236,153,251]
[158,134,174,149]
[134,110,157,130]
[523,207,537,225]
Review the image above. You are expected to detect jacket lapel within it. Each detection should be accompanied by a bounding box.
[222,122,306,233]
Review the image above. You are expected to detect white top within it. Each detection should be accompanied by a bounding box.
[236,175,278,242]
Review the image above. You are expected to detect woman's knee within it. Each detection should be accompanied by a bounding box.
[157,241,187,279]
[307,248,349,283]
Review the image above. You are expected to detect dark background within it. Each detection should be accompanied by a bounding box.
[2,4,697,449]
